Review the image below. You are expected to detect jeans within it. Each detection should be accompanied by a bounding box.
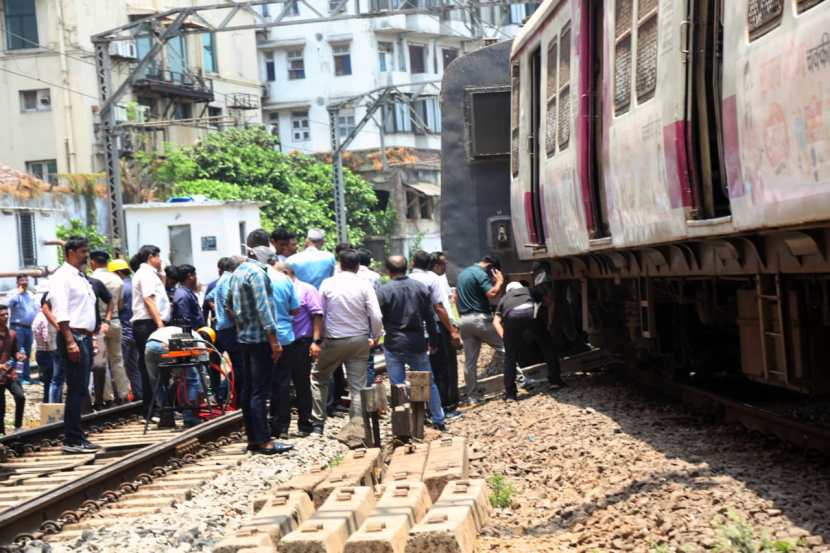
[133,319,158,415]
[145,340,203,425]
[311,336,369,427]
[49,354,66,403]
[239,342,274,445]
[503,309,561,398]
[0,379,25,434]
[35,350,55,404]
[429,325,459,410]
[384,349,445,425]
[12,324,32,382]
[216,327,243,409]
[271,338,313,434]
[459,313,504,399]
[122,338,141,399]
[57,332,92,445]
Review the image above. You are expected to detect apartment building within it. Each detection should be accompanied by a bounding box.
[0,0,262,184]
[258,0,538,255]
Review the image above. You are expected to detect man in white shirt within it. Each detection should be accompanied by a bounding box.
[131,244,171,416]
[428,251,462,412]
[310,250,383,436]
[49,236,99,454]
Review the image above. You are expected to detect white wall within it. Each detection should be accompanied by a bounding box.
[124,202,262,285]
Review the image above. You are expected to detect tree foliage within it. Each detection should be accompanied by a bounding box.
[143,127,393,246]
[56,219,111,262]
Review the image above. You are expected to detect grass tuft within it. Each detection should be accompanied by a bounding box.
[487,472,515,509]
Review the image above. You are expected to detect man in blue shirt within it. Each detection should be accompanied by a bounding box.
[286,229,335,289]
[226,230,292,455]
[171,265,205,329]
[8,275,37,383]
[267,262,300,438]
[206,256,244,405]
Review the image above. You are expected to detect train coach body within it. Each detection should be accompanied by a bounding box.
[497,0,830,395]
[509,0,830,277]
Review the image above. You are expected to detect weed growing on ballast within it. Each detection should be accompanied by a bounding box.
[487,472,515,509]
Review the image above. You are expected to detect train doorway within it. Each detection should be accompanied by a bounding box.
[587,0,610,237]
[529,47,546,246]
[687,0,731,219]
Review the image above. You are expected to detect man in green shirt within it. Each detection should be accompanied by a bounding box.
[455,255,505,404]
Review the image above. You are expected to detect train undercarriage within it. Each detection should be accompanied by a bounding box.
[534,225,830,396]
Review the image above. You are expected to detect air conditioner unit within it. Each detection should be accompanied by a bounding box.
[109,40,137,60]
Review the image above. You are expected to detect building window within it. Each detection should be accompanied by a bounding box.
[797,0,825,13]
[265,59,276,81]
[5,0,39,51]
[26,159,57,184]
[291,110,310,141]
[382,96,413,133]
[614,0,634,114]
[329,0,346,13]
[167,35,188,78]
[378,41,394,72]
[289,0,300,15]
[441,48,459,70]
[409,44,426,74]
[412,97,441,134]
[238,222,247,256]
[406,191,419,220]
[332,44,352,76]
[635,1,659,102]
[19,89,50,112]
[268,112,280,140]
[336,110,356,138]
[287,49,305,80]
[174,102,193,120]
[17,212,37,267]
[419,195,433,219]
[202,33,217,73]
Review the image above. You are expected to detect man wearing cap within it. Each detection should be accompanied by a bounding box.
[89,250,130,403]
[286,229,336,290]
[456,255,506,404]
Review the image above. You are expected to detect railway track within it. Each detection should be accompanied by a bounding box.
[0,406,244,550]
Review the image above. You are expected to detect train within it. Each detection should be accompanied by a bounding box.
[442,0,830,395]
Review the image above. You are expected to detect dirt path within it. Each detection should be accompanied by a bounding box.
[449,375,830,552]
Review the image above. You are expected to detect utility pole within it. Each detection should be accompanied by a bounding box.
[328,107,349,244]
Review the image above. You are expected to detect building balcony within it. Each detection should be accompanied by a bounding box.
[132,66,215,103]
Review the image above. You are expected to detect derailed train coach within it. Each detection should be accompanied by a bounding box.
[505,0,830,393]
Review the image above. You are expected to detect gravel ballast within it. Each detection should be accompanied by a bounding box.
[452,375,830,552]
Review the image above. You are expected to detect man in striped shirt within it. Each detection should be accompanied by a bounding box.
[226,230,292,455]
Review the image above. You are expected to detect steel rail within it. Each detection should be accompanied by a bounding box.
[0,401,144,451]
[0,410,243,545]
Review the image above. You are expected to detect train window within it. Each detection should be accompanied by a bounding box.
[635,4,658,102]
[546,39,558,157]
[797,0,825,12]
[614,0,634,114]
[747,0,783,40]
[511,63,520,176]
[558,24,571,149]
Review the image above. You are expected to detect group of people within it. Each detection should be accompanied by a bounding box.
[0,224,565,453]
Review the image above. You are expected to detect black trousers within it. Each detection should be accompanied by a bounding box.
[0,379,25,434]
[429,325,459,410]
[270,337,313,434]
[503,310,561,398]
[239,342,274,445]
[216,327,243,407]
[133,319,158,416]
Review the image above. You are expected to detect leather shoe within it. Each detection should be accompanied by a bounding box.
[249,441,295,455]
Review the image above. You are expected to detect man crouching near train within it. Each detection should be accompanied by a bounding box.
[493,281,564,402]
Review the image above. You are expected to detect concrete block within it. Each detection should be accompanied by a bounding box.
[345,481,432,553]
[391,406,411,439]
[404,479,490,553]
[279,468,330,497]
[279,486,376,553]
[239,490,314,542]
[423,437,469,502]
[386,443,429,483]
[407,372,431,403]
[312,449,381,507]
[213,531,275,553]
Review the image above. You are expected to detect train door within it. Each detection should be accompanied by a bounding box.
[686,0,731,218]
[529,48,546,245]
[588,0,610,237]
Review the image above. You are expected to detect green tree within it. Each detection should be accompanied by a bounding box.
[56,219,111,263]
[145,127,390,246]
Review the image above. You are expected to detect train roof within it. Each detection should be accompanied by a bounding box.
[510,0,564,59]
